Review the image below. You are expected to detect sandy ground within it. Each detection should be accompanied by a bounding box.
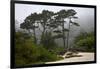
[46,52,94,64]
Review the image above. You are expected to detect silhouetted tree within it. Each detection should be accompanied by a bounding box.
[20,13,39,44]
[20,9,79,51]
[39,10,55,47]
[52,9,79,51]
[66,9,80,51]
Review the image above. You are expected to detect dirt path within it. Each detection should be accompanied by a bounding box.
[46,52,94,64]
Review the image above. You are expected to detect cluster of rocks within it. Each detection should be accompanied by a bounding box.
[59,51,82,59]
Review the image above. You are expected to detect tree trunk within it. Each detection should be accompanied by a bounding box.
[41,24,46,46]
[66,18,71,51]
[33,28,37,44]
[62,21,66,48]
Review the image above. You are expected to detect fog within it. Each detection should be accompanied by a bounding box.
[15,3,95,47]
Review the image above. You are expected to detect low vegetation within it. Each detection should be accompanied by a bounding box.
[74,32,95,52]
[15,32,63,67]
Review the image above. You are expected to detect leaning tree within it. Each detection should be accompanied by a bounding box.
[66,9,80,51]
[54,9,69,48]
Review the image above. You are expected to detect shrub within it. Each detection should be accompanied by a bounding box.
[15,32,59,67]
[74,32,95,52]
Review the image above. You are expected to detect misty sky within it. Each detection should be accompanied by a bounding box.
[15,3,94,32]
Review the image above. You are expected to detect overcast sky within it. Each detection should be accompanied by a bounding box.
[15,3,95,32]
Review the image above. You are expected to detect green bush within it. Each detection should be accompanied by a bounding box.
[37,48,58,62]
[76,36,94,51]
[74,32,95,52]
[15,32,59,67]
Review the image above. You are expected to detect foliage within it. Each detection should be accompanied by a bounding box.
[15,9,80,66]
[15,32,60,67]
[20,9,79,49]
[74,32,95,52]
[55,9,79,48]
[70,21,80,26]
